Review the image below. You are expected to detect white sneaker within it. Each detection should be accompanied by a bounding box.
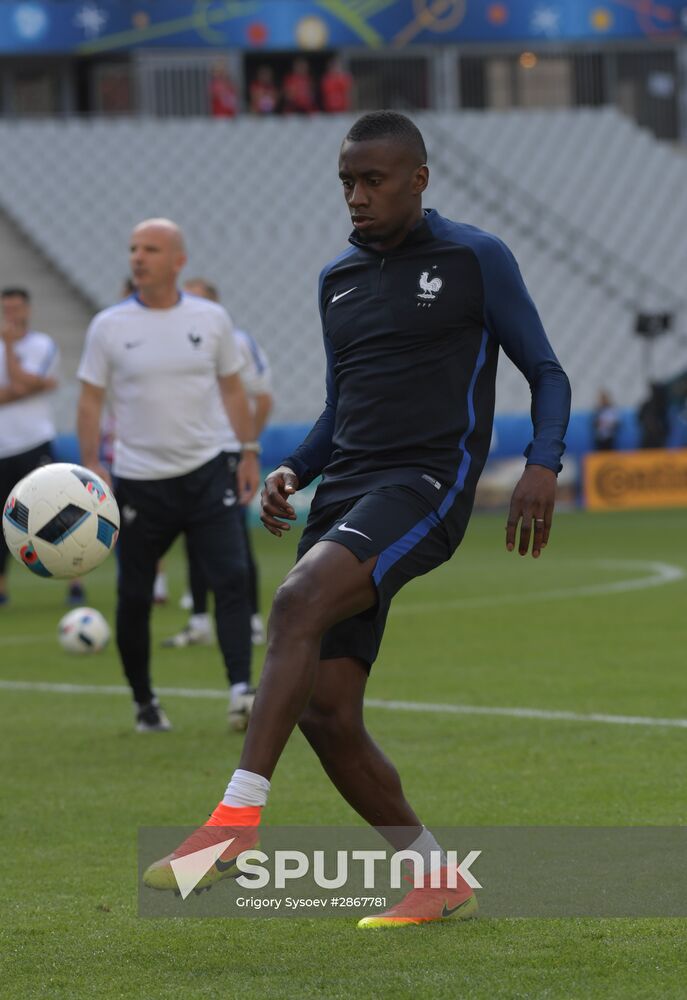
[228,687,256,732]
[135,699,172,732]
[161,621,214,648]
[251,614,266,645]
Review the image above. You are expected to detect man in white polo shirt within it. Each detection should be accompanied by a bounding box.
[77,218,260,732]
[0,287,59,607]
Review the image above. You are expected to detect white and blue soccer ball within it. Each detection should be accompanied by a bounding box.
[58,606,111,654]
[2,463,119,579]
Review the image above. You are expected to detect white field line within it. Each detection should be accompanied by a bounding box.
[0,678,686,730]
[0,559,683,649]
[394,560,685,614]
[0,634,55,647]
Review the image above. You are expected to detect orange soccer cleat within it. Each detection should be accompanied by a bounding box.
[357,865,478,928]
[143,803,260,894]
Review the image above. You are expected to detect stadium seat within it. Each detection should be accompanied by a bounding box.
[0,109,684,422]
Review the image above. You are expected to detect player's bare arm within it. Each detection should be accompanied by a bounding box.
[260,465,299,536]
[505,464,557,558]
[218,371,260,502]
[0,383,29,404]
[253,391,273,436]
[76,380,111,486]
[1,330,57,395]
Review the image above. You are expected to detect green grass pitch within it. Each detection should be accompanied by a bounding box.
[1,507,686,999]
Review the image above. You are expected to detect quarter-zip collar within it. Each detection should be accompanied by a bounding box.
[348,208,436,255]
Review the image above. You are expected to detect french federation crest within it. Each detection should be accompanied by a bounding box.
[416,269,443,303]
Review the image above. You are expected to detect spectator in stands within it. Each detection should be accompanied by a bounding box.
[321,56,353,114]
[592,389,620,451]
[282,57,317,114]
[0,287,84,607]
[76,219,260,733]
[638,382,669,449]
[209,61,239,118]
[249,65,280,115]
[163,276,273,650]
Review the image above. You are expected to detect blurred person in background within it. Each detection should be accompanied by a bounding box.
[163,276,273,650]
[638,382,669,449]
[282,57,317,114]
[249,65,280,115]
[321,56,353,114]
[592,389,620,451]
[76,219,260,733]
[0,287,85,607]
[209,61,239,118]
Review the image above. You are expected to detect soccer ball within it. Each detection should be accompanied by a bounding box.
[2,463,119,579]
[58,607,110,654]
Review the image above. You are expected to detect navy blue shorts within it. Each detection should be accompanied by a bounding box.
[297,484,457,671]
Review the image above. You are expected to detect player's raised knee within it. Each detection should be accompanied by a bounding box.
[269,566,326,629]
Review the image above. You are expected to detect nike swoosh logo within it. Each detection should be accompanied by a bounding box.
[214,856,238,873]
[125,341,142,349]
[338,522,371,541]
[331,287,357,303]
[441,899,471,917]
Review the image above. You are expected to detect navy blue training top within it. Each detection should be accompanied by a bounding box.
[283,209,571,543]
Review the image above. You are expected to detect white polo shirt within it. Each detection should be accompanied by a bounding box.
[0,331,58,459]
[78,294,242,480]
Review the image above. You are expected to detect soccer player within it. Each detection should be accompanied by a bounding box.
[77,219,261,732]
[144,113,571,925]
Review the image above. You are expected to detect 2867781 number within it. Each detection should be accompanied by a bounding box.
[330,897,387,908]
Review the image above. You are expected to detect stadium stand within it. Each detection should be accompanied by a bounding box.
[0,109,684,428]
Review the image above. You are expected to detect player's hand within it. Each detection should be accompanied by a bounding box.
[260,466,299,537]
[506,464,557,558]
[237,451,260,505]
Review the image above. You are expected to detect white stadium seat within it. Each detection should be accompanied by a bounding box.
[0,109,684,422]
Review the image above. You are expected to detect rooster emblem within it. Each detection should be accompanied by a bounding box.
[417,270,443,301]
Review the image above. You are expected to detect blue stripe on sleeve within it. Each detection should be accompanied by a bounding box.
[237,329,266,375]
[438,328,489,519]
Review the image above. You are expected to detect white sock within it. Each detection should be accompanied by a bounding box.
[406,827,447,874]
[222,768,271,807]
[230,681,249,706]
[189,613,211,631]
